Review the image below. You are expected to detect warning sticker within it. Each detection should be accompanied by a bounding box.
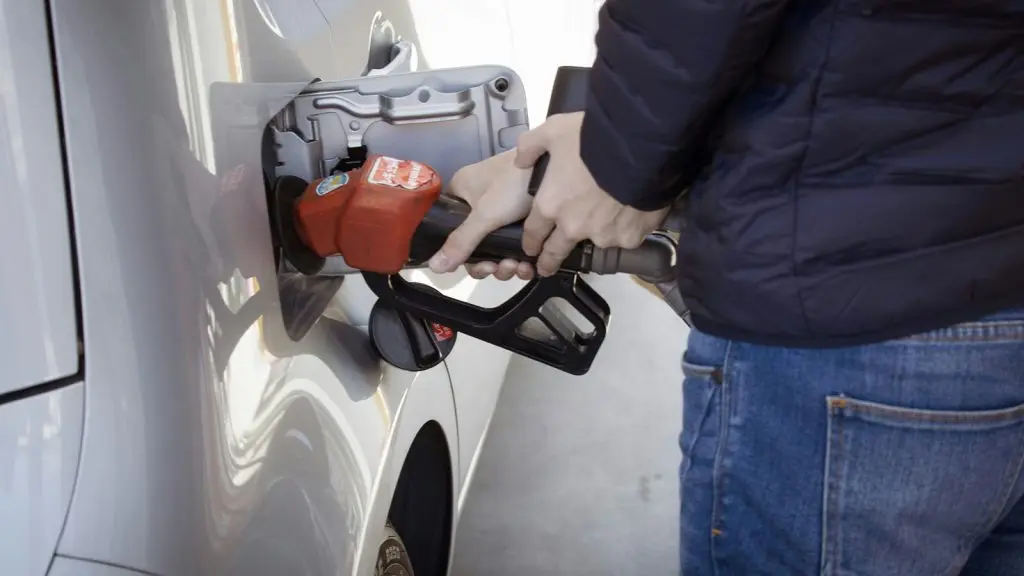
[367,156,434,190]
[430,323,455,342]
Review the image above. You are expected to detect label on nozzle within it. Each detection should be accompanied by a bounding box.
[315,173,350,196]
[367,156,434,190]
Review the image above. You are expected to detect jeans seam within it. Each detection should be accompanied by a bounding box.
[710,340,734,576]
[680,385,719,480]
[897,320,1024,343]
[844,400,1024,425]
[821,397,845,575]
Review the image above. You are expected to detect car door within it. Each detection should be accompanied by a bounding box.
[50,0,524,573]
[0,2,85,574]
[47,0,465,574]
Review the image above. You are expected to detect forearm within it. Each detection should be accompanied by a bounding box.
[579,0,792,210]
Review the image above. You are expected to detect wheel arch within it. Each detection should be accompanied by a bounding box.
[387,420,454,576]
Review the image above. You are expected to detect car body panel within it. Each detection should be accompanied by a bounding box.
[0,383,84,576]
[48,0,513,574]
[0,0,80,395]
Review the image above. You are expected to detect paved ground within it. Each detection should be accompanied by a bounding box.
[451,275,689,575]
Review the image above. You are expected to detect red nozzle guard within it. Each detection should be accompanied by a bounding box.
[338,155,443,274]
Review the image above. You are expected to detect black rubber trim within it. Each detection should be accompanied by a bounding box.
[3,0,90,410]
[0,374,83,408]
[54,553,160,576]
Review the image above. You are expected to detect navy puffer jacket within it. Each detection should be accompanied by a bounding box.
[580,0,1024,346]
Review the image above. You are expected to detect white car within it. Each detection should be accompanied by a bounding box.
[1,1,535,574]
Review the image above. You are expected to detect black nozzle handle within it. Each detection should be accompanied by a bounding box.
[410,195,677,280]
[526,66,592,197]
[409,195,588,270]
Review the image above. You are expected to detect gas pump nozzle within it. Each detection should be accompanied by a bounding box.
[287,194,678,284]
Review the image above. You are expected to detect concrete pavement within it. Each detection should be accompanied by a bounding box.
[451,275,688,575]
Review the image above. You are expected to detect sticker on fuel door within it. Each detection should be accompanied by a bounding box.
[430,323,455,342]
[367,156,434,190]
[316,173,349,196]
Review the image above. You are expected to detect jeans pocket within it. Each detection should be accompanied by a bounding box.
[822,395,1024,576]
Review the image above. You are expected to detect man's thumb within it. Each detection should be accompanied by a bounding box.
[428,212,494,274]
[514,126,549,170]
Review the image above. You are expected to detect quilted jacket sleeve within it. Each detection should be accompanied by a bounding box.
[580,0,792,211]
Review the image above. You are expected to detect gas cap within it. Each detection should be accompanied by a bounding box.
[368,287,457,371]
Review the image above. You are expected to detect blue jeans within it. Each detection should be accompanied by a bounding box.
[680,308,1024,575]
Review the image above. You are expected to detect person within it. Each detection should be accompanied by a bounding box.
[428,0,1024,574]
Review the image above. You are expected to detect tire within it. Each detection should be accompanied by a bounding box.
[375,522,415,576]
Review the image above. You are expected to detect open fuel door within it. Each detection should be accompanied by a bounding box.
[269,65,527,201]
[262,65,531,342]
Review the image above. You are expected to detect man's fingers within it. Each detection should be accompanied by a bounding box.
[464,259,523,281]
[428,212,496,273]
[466,262,497,279]
[521,208,555,257]
[514,125,550,170]
[494,259,519,281]
[516,262,535,281]
[536,228,576,277]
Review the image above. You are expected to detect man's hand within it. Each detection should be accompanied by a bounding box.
[515,112,670,277]
[427,149,536,280]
